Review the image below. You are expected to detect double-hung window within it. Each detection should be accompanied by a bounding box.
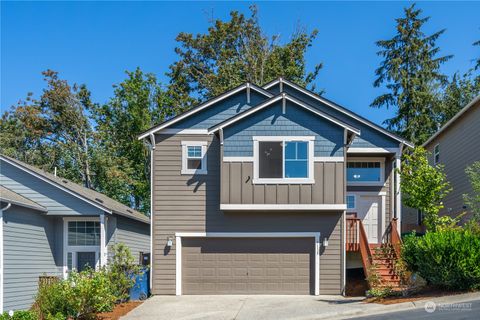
[181,141,208,175]
[347,158,384,185]
[254,136,314,184]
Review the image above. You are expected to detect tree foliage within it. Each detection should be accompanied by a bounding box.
[400,147,452,231]
[371,4,452,144]
[464,161,480,222]
[166,5,323,111]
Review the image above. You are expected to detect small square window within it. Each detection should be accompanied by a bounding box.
[182,142,207,175]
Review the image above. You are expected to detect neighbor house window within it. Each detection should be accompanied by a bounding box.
[254,136,314,184]
[434,144,440,165]
[68,221,100,246]
[347,195,356,210]
[181,141,208,175]
[347,159,384,185]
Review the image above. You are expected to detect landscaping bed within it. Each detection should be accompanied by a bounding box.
[97,301,143,320]
[364,287,470,304]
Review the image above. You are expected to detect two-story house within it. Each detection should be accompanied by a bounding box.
[402,95,480,232]
[139,78,413,296]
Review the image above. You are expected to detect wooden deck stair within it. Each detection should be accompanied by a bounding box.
[347,218,403,289]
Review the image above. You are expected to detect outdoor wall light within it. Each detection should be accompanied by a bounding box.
[323,238,329,247]
[166,236,173,247]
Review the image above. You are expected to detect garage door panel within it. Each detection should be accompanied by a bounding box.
[182,237,314,294]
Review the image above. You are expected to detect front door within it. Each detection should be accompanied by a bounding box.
[77,252,96,271]
[357,196,380,244]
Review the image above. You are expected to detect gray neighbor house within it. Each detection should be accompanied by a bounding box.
[139,78,413,296]
[0,155,150,312]
[402,95,480,232]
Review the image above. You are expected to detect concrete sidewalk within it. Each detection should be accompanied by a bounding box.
[121,292,480,320]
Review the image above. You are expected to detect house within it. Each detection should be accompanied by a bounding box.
[402,95,480,232]
[0,155,150,312]
[139,78,413,296]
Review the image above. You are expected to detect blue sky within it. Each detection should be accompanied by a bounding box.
[2,1,479,126]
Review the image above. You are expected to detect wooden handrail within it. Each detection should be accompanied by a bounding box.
[389,218,402,259]
[346,218,373,278]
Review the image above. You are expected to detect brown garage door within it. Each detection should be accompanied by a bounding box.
[182,237,314,294]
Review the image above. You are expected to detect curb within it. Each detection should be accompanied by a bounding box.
[327,292,480,319]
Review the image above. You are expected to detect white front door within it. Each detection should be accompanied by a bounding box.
[358,195,380,243]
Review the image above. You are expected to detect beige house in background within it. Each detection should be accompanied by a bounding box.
[402,95,480,232]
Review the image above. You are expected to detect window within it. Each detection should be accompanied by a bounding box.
[254,137,314,184]
[347,195,356,210]
[434,144,440,165]
[181,141,207,175]
[68,221,100,246]
[347,159,384,185]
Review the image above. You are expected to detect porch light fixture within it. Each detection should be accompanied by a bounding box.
[167,237,173,247]
[323,238,329,247]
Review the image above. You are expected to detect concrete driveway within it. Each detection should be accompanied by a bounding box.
[121,295,368,320]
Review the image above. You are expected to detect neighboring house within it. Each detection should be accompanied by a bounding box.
[139,78,413,296]
[402,95,480,232]
[0,155,150,312]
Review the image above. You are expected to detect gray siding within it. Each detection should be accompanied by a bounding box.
[152,133,344,295]
[425,101,480,219]
[223,101,344,157]
[221,161,344,205]
[0,161,103,216]
[3,206,62,311]
[106,215,150,263]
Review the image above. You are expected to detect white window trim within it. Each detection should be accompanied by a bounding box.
[252,136,315,184]
[433,144,440,165]
[346,194,356,212]
[63,217,103,278]
[175,232,321,296]
[346,157,385,186]
[181,141,208,175]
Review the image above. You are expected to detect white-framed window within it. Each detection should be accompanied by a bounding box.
[434,144,440,165]
[181,141,208,175]
[63,217,101,276]
[346,195,356,211]
[253,136,315,184]
[347,158,385,186]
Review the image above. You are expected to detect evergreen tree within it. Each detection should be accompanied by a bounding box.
[371,4,452,144]
[167,5,322,111]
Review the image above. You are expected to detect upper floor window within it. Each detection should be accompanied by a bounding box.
[181,141,207,175]
[434,144,440,165]
[68,221,100,246]
[347,158,384,185]
[254,136,314,184]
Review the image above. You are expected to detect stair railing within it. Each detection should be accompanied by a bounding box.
[346,218,373,278]
[383,218,402,259]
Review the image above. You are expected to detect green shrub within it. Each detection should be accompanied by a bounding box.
[402,228,480,290]
[108,243,141,301]
[0,311,38,320]
[35,268,116,320]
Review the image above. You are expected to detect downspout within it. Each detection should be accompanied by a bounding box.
[395,143,404,234]
[1,202,12,313]
[146,133,156,291]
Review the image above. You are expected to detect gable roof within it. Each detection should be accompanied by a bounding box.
[208,93,361,135]
[263,78,414,148]
[423,94,480,147]
[138,82,273,140]
[0,185,47,212]
[0,155,149,224]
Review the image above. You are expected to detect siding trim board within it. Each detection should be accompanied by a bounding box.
[0,203,10,313]
[175,232,321,296]
[223,156,344,162]
[220,204,347,211]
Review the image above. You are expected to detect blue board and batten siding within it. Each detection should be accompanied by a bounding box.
[223,101,345,157]
[2,206,63,311]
